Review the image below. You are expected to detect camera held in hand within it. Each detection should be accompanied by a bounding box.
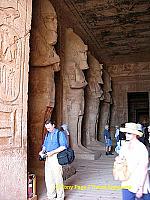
[39,150,47,161]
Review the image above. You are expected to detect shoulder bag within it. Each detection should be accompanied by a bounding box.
[113,156,130,181]
[57,131,75,165]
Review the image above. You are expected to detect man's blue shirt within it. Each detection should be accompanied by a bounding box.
[43,128,68,152]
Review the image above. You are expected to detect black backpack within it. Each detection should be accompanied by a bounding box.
[57,131,75,165]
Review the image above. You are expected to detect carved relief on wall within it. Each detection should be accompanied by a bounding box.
[0,6,21,102]
[0,0,31,148]
[108,63,150,77]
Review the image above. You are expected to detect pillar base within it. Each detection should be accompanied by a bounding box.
[72,145,101,160]
[86,141,104,151]
[75,151,101,160]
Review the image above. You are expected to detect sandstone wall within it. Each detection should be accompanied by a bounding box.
[108,63,150,127]
[0,0,32,199]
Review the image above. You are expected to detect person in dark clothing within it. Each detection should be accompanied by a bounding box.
[144,127,149,147]
[137,123,145,144]
[119,123,126,144]
[103,125,113,155]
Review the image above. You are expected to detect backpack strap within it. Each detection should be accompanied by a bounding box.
[57,130,60,147]
[57,130,69,148]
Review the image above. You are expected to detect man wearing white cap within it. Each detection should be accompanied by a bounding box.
[116,122,150,200]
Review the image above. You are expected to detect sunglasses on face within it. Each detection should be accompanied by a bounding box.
[125,132,132,135]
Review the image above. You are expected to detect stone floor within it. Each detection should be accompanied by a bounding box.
[37,151,122,200]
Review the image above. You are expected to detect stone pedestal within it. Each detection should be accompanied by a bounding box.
[75,151,101,160]
[86,141,104,152]
[73,145,101,160]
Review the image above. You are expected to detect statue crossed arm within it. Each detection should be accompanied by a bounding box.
[66,62,87,89]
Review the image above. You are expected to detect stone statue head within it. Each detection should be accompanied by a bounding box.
[30,0,60,66]
[102,69,112,103]
[88,53,103,84]
[33,0,57,45]
[103,69,112,92]
[65,28,89,70]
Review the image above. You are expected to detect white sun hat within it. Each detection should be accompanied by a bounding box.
[120,122,143,137]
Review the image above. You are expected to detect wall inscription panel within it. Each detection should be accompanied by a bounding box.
[0,0,32,199]
[0,0,31,149]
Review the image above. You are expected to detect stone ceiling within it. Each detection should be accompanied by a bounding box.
[64,0,150,64]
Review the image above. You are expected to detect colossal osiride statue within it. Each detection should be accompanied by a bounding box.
[29,0,60,160]
[64,28,100,159]
[98,69,112,142]
[82,52,104,150]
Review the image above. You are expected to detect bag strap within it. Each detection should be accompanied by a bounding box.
[57,130,69,148]
[57,130,60,147]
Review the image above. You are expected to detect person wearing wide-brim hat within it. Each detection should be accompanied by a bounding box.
[116,122,150,200]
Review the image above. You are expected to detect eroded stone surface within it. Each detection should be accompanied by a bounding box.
[63,28,90,152]
[83,52,104,148]
[0,0,32,199]
[28,0,60,161]
[98,69,112,141]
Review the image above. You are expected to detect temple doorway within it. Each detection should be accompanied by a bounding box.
[128,92,149,125]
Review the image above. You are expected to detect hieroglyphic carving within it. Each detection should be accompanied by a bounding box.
[65,0,150,63]
[0,6,21,102]
[108,63,150,77]
[0,0,31,148]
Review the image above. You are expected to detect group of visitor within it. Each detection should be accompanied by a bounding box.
[39,119,150,200]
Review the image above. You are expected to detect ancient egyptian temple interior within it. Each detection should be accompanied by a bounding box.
[0,0,150,199]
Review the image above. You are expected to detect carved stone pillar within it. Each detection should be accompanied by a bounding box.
[98,69,112,142]
[64,29,100,159]
[28,0,60,162]
[82,52,104,150]
[0,0,32,199]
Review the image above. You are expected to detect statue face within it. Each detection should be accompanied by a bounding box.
[30,0,60,66]
[41,12,57,45]
[65,29,89,70]
[88,53,103,84]
[77,47,88,70]
[95,64,103,84]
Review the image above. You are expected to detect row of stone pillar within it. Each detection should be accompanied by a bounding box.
[28,0,112,160]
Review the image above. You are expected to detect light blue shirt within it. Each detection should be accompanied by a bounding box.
[43,128,68,152]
